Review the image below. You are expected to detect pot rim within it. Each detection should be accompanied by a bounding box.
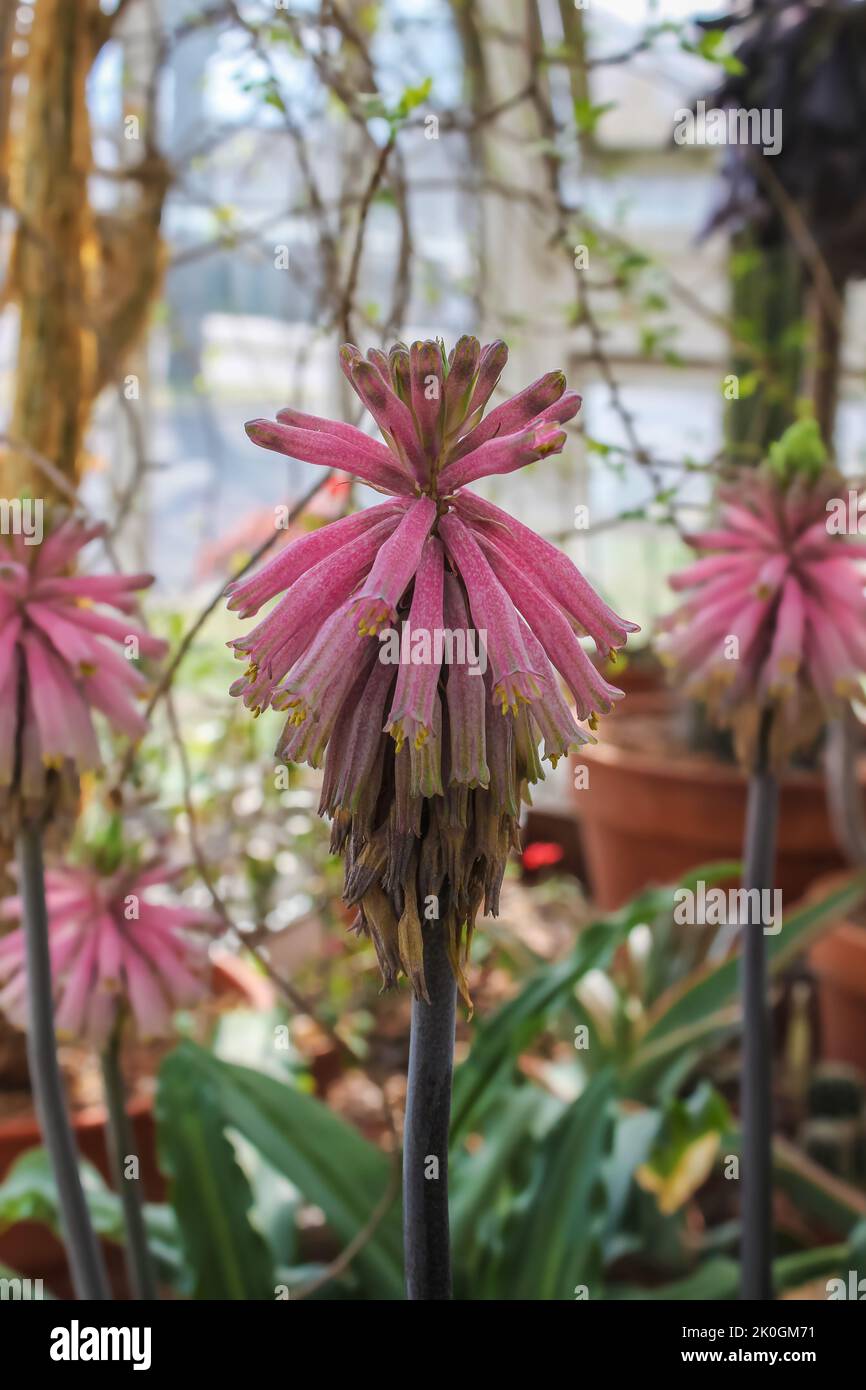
[0,951,274,1142]
[579,695,860,792]
[579,737,827,789]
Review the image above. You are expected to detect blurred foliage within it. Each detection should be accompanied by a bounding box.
[4,868,863,1300]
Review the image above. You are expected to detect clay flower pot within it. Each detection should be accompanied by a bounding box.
[0,953,274,1288]
[806,874,866,1074]
[572,693,859,910]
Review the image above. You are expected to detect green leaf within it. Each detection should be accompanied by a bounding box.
[612,1255,740,1300]
[573,98,616,135]
[453,865,743,1137]
[635,1084,730,1214]
[395,76,432,118]
[613,1244,851,1300]
[774,1243,850,1293]
[681,29,745,76]
[170,1041,403,1299]
[772,1135,866,1236]
[0,1148,181,1279]
[628,872,866,1089]
[767,417,827,484]
[0,1260,54,1299]
[157,1048,275,1300]
[451,914,622,1140]
[507,1070,615,1299]
[601,1105,661,1257]
[450,1086,546,1265]
[362,77,433,131]
[0,1148,119,1236]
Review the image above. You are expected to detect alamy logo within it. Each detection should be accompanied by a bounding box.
[826,491,866,535]
[0,1276,44,1299]
[673,882,782,935]
[0,497,43,545]
[49,1321,152,1371]
[827,1271,866,1300]
[674,100,782,157]
[378,623,487,675]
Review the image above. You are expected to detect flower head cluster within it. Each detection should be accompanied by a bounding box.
[0,857,211,1044]
[661,454,866,760]
[229,339,636,999]
[0,514,167,826]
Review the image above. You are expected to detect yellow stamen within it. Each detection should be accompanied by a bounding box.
[495,683,532,717]
[356,601,391,638]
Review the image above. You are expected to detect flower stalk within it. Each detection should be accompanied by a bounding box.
[17,819,109,1300]
[739,709,778,1302]
[660,434,866,1302]
[100,1026,157,1301]
[402,926,457,1300]
[228,337,637,1303]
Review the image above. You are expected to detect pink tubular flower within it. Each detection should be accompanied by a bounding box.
[0,858,212,1044]
[230,339,637,999]
[0,514,167,823]
[661,463,866,758]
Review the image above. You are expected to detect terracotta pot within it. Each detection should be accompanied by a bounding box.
[807,878,866,1072]
[573,693,860,910]
[0,953,273,1289]
[600,651,664,699]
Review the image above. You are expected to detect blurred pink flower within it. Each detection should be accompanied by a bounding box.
[229,339,637,998]
[0,515,167,816]
[0,860,211,1044]
[661,466,866,755]
[194,474,352,582]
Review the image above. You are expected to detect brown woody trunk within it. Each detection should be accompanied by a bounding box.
[3,0,98,500]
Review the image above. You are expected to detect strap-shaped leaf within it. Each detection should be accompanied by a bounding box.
[157,1047,275,1300]
[452,865,741,1139]
[629,872,866,1088]
[506,1069,615,1300]
[168,1041,403,1299]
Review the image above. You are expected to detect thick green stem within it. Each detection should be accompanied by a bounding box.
[100,1029,157,1300]
[402,925,457,1300]
[740,711,779,1301]
[17,819,109,1300]
[726,232,805,461]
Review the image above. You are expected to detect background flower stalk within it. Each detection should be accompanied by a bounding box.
[0,512,168,1299]
[0,836,212,1302]
[663,429,866,1300]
